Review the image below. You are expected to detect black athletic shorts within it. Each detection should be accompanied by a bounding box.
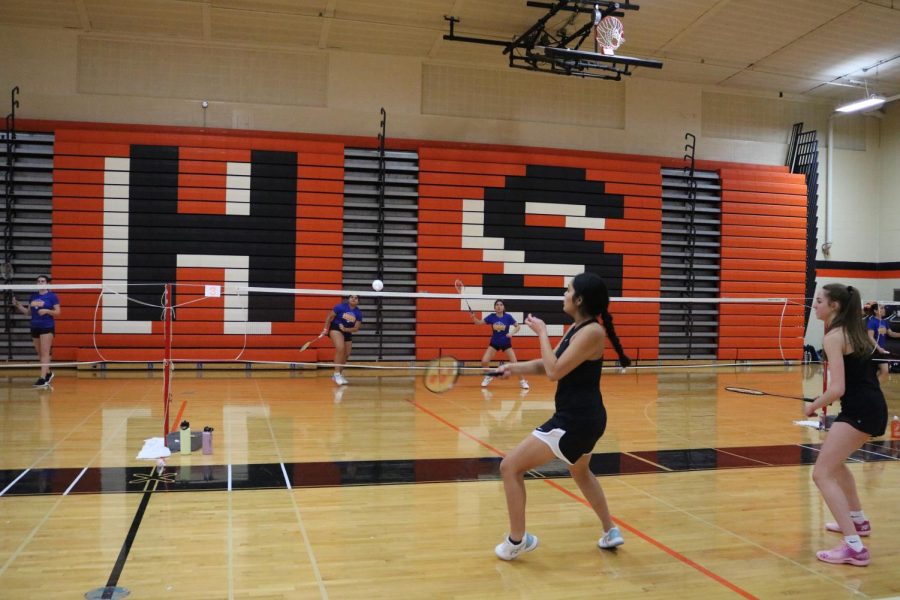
[835,393,888,437]
[31,326,55,338]
[329,326,352,342]
[533,411,606,464]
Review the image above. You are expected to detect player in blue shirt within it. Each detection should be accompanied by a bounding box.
[865,302,899,382]
[12,275,60,387]
[322,294,363,385]
[470,299,529,390]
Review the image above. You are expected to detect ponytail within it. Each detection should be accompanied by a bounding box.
[571,272,632,367]
[600,308,631,368]
[822,283,873,358]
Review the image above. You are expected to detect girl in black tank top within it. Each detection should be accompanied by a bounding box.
[805,284,886,567]
[553,318,604,423]
[488,272,631,561]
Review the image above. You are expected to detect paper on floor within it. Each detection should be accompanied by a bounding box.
[136,437,171,459]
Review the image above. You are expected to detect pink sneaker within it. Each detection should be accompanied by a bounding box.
[824,520,870,536]
[816,542,870,566]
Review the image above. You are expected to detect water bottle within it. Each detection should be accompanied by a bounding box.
[891,416,900,439]
[202,426,213,455]
[180,420,191,454]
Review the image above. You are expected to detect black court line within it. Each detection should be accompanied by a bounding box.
[100,466,164,599]
[1,441,897,497]
[101,489,151,599]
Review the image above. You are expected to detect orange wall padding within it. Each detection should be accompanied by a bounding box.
[43,123,808,365]
[717,168,807,361]
[51,128,346,363]
[416,147,663,362]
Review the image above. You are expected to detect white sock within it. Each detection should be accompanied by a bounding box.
[844,535,863,551]
[849,510,866,523]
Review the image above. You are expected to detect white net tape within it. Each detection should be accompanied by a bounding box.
[1,282,813,370]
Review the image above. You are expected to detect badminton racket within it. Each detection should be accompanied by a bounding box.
[724,386,814,402]
[423,355,500,394]
[454,279,474,314]
[299,332,326,352]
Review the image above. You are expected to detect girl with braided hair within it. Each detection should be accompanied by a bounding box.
[491,272,631,560]
[804,283,887,566]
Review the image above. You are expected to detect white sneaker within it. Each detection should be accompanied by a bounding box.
[337,374,348,386]
[598,526,624,549]
[519,379,529,390]
[495,533,538,561]
[481,376,493,388]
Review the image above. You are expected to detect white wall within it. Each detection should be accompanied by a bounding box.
[879,104,900,264]
[1,24,830,162]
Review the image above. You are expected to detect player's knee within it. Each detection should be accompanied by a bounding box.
[499,456,523,477]
[811,463,833,486]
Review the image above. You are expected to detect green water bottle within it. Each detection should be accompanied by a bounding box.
[180,420,191,454]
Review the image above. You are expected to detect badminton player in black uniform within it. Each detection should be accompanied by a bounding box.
[804,283,887,567]
[491,272,630,560]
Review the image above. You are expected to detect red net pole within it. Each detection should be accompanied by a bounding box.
[162,283,173,442]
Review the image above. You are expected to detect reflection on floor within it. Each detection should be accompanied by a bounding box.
[3,440,898,496]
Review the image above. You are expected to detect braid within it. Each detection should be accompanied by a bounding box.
[600,308,631,368]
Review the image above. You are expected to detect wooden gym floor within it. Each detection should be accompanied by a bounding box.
[0,364,898,599]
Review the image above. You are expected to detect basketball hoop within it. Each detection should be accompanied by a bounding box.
[595,16,625,56]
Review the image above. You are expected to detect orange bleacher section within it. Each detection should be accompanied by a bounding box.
[33,121,807,365]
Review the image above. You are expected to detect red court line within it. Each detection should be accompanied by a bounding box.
[408,397,759,600]
[545,480,757,600]
[169,401,187,434]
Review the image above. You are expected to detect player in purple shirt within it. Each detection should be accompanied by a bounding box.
[470,299,528,390]
[322,294,363,385]
[12,275,60,387]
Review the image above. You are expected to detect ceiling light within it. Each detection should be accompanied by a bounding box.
[835,95,885,113]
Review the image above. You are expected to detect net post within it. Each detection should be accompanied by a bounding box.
[162,283,173,442]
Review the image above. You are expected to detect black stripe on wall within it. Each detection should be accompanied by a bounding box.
[125,145,298,322]
[816,260,900,271]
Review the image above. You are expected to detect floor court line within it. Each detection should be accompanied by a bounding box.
[546,478,759,600]
[257,381,328,600]
[0,404,143,579]
[714,448,772,466]
[0,468,30,497]
[0,389,117,496]
[614,476,868,597]
[63,467,89,496]
[623,451,674,471]
[407,397,759,600]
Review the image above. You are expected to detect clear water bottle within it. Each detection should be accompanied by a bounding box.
[180,420,191,454]
[202,426,213,455]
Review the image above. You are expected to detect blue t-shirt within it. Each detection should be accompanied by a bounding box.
[331,303,363,331]
[868,317,889,348]
[484,313,516,347]
[29,291,59,329]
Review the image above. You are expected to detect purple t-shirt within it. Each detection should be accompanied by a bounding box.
[331,303,363,331]
[868,317,889,348]
[484,313,516,347]
[29,290,59,329]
